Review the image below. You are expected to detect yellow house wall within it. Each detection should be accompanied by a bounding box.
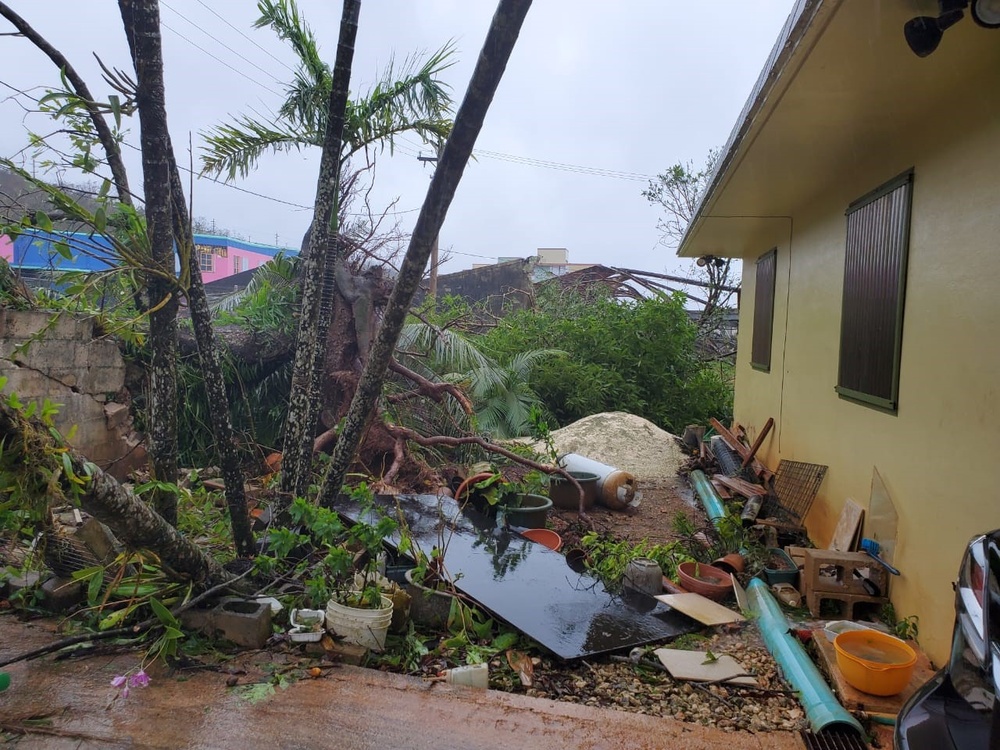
[733,69,1000,666]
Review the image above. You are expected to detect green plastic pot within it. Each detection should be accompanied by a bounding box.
[505,493,552,529]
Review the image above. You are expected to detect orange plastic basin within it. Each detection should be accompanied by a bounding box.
[833,630,916,696]
[520,528,562,551]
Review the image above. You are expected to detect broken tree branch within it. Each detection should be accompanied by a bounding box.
[0,569,252,669]
[380,423,590,520]
[0,2,133,207]
[0,397,238,593]
[388,358,474,414]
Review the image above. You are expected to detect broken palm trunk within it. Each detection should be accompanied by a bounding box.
[0,397,240,591]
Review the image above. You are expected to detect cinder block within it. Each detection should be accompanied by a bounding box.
[179,598,272,649]
[103,402,131,430]
[80,366,125,394]
[211,598,272,649]
[41,576,86,611]
[75,518,120,564]
[806,590,887,619]
[6,570,41,593]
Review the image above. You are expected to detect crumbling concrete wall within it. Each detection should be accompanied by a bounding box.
[0,308,144,479]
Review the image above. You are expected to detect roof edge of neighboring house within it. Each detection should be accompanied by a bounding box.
[4,229,296,259]
[677,0,831,257]
[193,233,297,258]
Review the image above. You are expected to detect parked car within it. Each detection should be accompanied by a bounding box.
[896,531,999,749]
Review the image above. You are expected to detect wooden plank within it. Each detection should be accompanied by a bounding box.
[710,418,749,459]
[732,577,749,613]
[714,474,767,499]
[829,498,865,552]
[710,478,733,499]
[741,418,774,469]
[710,418,774,481]
[653,648,757,685]
[655,593,745,626]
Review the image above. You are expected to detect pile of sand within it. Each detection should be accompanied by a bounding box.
[541,412,685,480]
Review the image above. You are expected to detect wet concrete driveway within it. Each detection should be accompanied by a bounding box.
[0,616,805,749]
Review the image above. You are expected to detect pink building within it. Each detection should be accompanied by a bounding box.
[192,234,295,283]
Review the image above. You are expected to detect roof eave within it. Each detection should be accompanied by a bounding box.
[677,0,832,258]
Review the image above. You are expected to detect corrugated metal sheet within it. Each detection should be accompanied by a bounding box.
[8,230,293,273]
[837,171,913,409]
[751,248,777,370]
[13,230,116,272]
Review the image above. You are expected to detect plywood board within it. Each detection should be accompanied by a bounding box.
[732,577,749,613]
[655,593,745,626]
[829,498,864,552]
[653,648,758,685]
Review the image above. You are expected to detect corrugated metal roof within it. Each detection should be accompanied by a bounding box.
[6,230,295,271]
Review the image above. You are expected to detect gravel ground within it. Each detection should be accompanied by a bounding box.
[489,624,810,734]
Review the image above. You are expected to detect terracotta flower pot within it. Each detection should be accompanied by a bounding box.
[677,562,733,601]
[712,553,746,576]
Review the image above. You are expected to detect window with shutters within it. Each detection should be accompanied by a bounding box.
[836,170,913,412]
[751,248,777,371]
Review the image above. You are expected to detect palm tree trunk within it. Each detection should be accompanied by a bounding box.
[317,0,533,506]
[279,0,360,500]
[120,0,180,524]
[168,168,256,558]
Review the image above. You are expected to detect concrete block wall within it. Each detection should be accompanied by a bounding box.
[0,308,144,478]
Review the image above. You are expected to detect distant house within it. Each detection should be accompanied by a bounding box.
[678,0,1000,664]
[415,258,535,318]
[475,248,592,282]
[0,230,294,283]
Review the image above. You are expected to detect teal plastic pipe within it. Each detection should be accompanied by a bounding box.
[689,469,727,527]
[747,578,864,736]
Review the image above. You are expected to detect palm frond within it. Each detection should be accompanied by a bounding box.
[255,0,326,87]
[397,321,492,372]
[343,42,457,158]
[199,116,315,180]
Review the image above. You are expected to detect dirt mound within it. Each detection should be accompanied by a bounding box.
[545,412,685,481]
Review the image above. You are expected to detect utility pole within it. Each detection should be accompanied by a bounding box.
[417,139,444,302]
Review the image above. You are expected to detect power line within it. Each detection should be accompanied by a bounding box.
[120,140,421,218]
[160,0,285,87]
[159,19,283,98]
[193,0,297,75]
[401,135,652,182]
[474,148,652,181]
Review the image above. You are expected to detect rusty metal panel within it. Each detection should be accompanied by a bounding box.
[751,248,777,371]
[837,171,913,410]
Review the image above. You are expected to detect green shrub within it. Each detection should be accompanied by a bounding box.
[481,287,731,431]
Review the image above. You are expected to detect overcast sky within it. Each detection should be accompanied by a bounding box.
[0,1,791,276]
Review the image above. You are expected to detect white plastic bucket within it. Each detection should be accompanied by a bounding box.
[325,594,393,651]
